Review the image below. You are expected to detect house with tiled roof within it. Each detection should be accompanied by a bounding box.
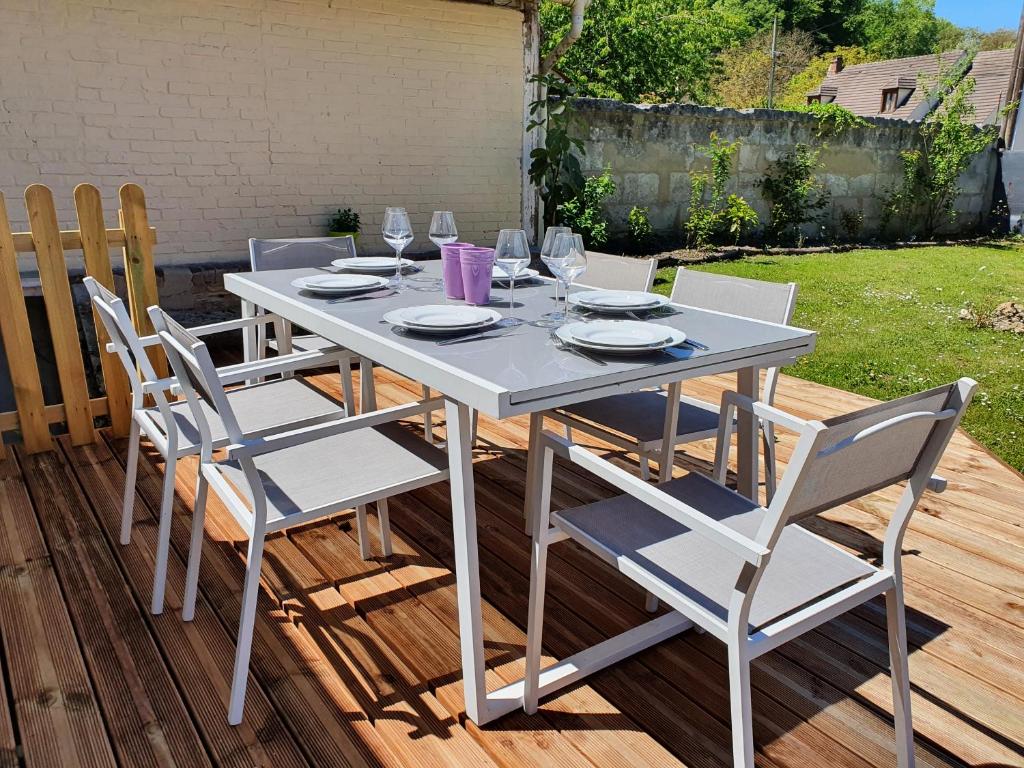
[806,48,1014,126]
[966,48,1017,125]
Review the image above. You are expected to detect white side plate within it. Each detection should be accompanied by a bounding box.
[291,274,389,295]
[569,291,669,312]
[556,320,686,354]
[334,257,414,272]
[384,305,502,334]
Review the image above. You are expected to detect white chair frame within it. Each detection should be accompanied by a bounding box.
[151,306,449,725]
[524,378,976,766]
[84,278,352,616]
[546,269,797,496]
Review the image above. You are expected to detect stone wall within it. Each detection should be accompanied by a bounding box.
[573,99,998,240]
[0,0,525,268]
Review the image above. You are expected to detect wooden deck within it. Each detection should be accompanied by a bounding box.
[0,368,1021,768]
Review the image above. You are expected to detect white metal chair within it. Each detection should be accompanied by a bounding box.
[248,237,362,410]
[149,305,450,725]
[524,379,976,767]
[249,236,438,442]
[84,277,352,616]
[577,251,658,291]
[548,269,797,495]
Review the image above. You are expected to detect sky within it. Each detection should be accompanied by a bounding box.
[934,0,1020,32]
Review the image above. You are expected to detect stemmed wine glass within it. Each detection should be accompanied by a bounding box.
[429,211,458,298]
[540,226,572,313]
[548,232,587,322]
[382,207,414,292]
[494,229,531,317]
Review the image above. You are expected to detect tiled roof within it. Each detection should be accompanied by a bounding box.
[965,48,1015,125]
[809,50,966,120]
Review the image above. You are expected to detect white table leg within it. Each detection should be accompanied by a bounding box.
[523,412,543,534]
[736,366,760,501]
[446,398,490,724]
[241,299,258,385]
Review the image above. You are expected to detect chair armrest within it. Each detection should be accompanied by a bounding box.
[540,431,770,566]
[141,376,179,396]
[713,392,812,483]
[226,396,444,460]
[106,313,282,354]
[216,347,352,386]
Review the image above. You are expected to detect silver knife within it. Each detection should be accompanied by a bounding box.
[435,318,524,346]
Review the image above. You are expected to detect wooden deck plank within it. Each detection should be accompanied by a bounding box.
[23,444,211,768]
[73,435,313,768]
[368,370,1015,765]
[0,451,117,768]
[0,366,1020,768]
[101,438,387,768]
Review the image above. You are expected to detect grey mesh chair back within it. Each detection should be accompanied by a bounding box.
[149,307,242,452]
[777,384,968,522]
[85,277,169,414]
[671,268,795,325]
[577,251,657,291]
[249,236,357,271]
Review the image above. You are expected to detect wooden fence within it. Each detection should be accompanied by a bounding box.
[0,183,160,458]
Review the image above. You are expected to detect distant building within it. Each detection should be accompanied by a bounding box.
[806,48,1015,126]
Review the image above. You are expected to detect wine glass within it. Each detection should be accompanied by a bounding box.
[540,226,572,311]
[549,232,587,322]
[382,207,414,292]
[429,211,457,298]
[494,229,531,316]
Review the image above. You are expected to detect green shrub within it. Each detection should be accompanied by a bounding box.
[628,206,654,244]
[328,208,360,233]
[758,144,828,245]
[560,168,617,247]
[685,134,758,248]
[882,67,998,238]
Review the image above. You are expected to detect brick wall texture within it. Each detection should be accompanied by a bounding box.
[0,0,525,265]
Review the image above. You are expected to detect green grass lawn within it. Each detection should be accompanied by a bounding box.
[654,244,1024,473]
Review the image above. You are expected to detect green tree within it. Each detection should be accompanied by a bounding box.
[882,68,998,237]
[539,0,746,104]
[852,0,948,59]
[712,27,817,108]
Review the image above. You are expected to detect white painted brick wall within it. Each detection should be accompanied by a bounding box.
[0,0,525,265]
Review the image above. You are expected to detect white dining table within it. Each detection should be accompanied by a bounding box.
[225,261,817,725]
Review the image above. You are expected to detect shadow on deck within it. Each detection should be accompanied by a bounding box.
[0,370,1021,768]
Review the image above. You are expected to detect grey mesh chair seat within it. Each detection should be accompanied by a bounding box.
[148,378,342,453]
[217,423,448,532]
[555,472,874,630]
[558,391,725,444]
[269,333,339,354]
[525,380,976,765]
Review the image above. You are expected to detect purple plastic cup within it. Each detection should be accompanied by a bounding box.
[441,242,474,300]
[459,247,495,306]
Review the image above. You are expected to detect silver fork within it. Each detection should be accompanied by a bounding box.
[550,332,607,366]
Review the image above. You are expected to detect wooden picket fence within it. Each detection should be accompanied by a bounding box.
[0,183,161,458]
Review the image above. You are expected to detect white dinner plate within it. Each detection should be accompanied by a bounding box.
[568,290,669,313]
[333,256,415,272]
[290,274,389,295]
[556,320,686,354]
[383,305,502,334]
[492,267,540,282]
